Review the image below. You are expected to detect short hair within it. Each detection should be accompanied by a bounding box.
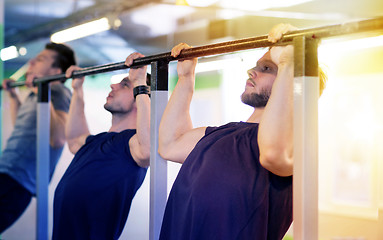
[45,42,76,73]
[318,66,327,96]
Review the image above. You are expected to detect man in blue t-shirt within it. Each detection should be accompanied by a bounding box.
[0,43,75,233]
[52,52,151,239]
[158,25,326,239]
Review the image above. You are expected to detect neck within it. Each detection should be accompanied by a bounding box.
[109,111,137,132]
[246,107,264,123]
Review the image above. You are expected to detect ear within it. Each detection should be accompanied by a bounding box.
[48,66,62,76]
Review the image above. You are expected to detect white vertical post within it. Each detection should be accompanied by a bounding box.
[149,61,168,240]
[293,37,319,240]
[36,83,50,240]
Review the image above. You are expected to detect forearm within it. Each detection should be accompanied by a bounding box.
[258,63,294,176]
[49,104,67,148]
[8,93,21,125]
[159,75,195,153]
[129,93,151,167]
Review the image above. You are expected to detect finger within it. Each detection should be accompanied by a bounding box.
[125,52,145,67]
[268,23,298,43]
[65,66,74,78]
[125,53,135,66]
[171,43,190,57]
[65,65,81,78]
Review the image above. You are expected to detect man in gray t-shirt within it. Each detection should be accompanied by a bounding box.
[0,42,75,233]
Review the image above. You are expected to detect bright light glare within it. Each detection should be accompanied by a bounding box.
[219,0,312,12]
[18,47,27,56]
[186,0,219,7]
[51,17,111,43]
[130,4,195,37]
[1,46,19,61]
[111,74,129,84]
[320,35,383,55]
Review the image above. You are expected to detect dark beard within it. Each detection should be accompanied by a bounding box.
[104,103,133,115]
[241,89,270,108]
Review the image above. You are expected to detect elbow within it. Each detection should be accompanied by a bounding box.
[134,144,151,168]
[158,145,185,164]
[50,137,66,149]
[158,143,170,160]
[259,148,293,176]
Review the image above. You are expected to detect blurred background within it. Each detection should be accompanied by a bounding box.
[3,0,383,71]
[1,0,383,240]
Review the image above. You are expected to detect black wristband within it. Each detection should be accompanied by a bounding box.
[133,85,150,99]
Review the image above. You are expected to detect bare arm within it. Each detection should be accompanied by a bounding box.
[49,103,68,148]
[64,66,90,154]
[158,43,206,164]
[258,24,297,177]
[2,79,21,125]
[126,53,151,168]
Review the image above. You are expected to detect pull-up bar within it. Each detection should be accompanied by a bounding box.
[1,16,382,90]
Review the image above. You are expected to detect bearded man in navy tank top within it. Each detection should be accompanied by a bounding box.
[158,24,327,240]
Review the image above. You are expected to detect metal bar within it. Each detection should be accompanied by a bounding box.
[149,60,168,240]
[36,82,50,240]
[293,37,320,240]
[1,16,382,90]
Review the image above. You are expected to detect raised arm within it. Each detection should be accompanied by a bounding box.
[126,52,151,168]
[64,66,90,154]
[158,43,206,163]
[258,24,297,177]
[2,79,21,125]
[49,94,68,148]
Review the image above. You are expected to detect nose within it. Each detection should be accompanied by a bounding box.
[111,82,123,90]
[247,67,257,79]
[110,83,118,90]
[29,58,36,66]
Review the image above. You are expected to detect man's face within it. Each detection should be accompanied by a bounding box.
[104,77,136,114]
[26,49,61,79]
[241,51,278,108]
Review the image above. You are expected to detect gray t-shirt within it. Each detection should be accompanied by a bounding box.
[0,83,71,195]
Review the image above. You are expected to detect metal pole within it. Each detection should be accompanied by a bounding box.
[36,82,50,240]
[149,60,169,240]
[1,16,382,91]
[293,37,320,240]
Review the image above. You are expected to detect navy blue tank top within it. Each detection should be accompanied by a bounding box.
[160,122,292,240]
[53,130,147,240]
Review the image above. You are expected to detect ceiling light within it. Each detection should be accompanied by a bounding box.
[18,47,27,56]
[1,46,19,61]
[50,17,111,43]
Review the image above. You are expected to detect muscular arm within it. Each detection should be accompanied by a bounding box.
[126,53,151,168]
[258,53,294,177]
[64,66,90,154]
[158,43,206,163]
[258,24,297,177]
[49,103,68,148]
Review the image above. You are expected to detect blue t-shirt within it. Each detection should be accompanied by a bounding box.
[160,122,292,240]
[0,83,71,194]
[53,130,147,240]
